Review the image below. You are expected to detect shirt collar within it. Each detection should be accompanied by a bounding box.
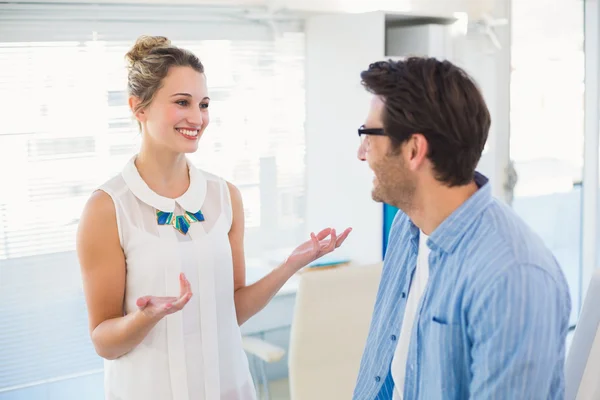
[121,155,207,213]
[409,172,492,254]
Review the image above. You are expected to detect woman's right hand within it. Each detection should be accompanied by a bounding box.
[136,272,193,321]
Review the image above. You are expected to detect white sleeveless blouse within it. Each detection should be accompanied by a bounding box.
[98,156,256,400]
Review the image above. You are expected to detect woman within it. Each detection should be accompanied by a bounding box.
[76,35,351,400]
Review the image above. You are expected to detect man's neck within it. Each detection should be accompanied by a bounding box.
[408,181,479,236]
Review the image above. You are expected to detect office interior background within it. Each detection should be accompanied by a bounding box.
[1,0,599,399]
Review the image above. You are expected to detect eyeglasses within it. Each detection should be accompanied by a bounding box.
[358,125,386,148]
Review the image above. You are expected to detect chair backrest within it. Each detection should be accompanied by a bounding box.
[288,262,383,400]
[566,269,600,400]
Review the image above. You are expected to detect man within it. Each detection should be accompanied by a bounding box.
[353,57,571,400]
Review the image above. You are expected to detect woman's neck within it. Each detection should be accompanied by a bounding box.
[135,145,190,199]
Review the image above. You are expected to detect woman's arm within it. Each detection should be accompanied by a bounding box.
[77,190,191,360]
[227,182,351,325]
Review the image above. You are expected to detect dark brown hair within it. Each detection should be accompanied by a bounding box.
[360,57,491,187]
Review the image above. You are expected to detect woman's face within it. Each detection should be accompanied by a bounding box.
[132,66,210,154]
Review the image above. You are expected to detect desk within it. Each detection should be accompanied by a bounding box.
[240,269,299,382]
[241,263,350,335]
[241,270,298,336]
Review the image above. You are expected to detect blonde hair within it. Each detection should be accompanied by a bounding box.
[125,35,204,114]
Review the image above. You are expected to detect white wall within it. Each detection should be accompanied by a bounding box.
[452,0,511,200]
[303,3,512,265]
[304,12,386,265]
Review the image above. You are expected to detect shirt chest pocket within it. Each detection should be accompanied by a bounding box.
[418,312,466,396]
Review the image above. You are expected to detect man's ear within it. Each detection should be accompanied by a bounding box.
[128,96,146,123]
[406,133,428,171]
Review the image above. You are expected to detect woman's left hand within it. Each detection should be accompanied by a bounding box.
[284,227,352,271]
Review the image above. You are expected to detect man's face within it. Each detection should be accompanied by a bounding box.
[358,96,416,210]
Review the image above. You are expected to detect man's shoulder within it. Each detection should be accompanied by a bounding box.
[476,200,555,264]
[463,200,569,294]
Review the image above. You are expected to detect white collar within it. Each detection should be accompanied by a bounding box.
[121,155,207,213]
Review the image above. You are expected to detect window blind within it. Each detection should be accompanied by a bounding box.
[0,4,306,396]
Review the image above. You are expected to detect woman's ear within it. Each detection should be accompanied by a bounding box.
[128,96,146,123]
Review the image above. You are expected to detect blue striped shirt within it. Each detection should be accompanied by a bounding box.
[353,173,571,400]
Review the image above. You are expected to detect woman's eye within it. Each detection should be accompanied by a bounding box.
[176,100,189,106]
[200,103,209,109]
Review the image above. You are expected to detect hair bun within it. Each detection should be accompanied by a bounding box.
[125,35,171,66]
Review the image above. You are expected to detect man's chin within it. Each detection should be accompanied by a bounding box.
[371,188,384,203]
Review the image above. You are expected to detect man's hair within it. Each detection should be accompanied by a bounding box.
[360,57,491,187]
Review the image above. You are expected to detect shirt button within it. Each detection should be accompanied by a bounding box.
[375,376,381,382]
[391,335,397,341]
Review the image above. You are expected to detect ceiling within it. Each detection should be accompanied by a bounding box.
[4,0,501,20]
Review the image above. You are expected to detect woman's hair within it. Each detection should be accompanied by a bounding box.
[125,35,205,113]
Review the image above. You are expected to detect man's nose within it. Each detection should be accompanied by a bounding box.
[357,141,367,161]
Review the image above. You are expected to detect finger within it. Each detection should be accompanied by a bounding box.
[136,296,151,309]
[315,228,332,241]
[311,232,320,253]
[179,273,188,296]
[336,227,353,247]
[183,274,192,294]
[326,229,337,252]
[171,292,193,311]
